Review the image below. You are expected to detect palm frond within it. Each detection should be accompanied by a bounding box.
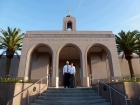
[7,27,12,35]
[0,27,23,52]
[0,44,6,49]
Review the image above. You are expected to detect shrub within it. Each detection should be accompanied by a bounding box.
[0,77,32,83]
[119,77,140,82]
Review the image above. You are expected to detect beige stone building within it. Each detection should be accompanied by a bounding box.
[0,15,140,87]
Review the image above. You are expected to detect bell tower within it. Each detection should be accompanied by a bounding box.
[63,11,76,31]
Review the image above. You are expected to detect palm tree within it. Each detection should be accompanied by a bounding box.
[115,30,139,78]
[0,27,24,78]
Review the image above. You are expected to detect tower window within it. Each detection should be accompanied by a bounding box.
[67,21,72,30]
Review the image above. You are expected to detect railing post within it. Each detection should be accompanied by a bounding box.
[125,98,127,105]
[13,98,14,105]
[90,75,91,87]
[48,74,50,87]
[130,99,132,105]
[40,79,42,96]
[109,88,112,105]
[27,88,29,105]
[98,80,99,95]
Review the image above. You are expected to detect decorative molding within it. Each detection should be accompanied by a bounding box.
[25,34,114,38]
[28,38,110,42]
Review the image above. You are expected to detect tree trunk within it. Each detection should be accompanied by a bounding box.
[5,57,11,78]
[5,50,14,78]
[127,59,134,78]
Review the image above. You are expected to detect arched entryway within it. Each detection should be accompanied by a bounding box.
[24,43,53,81]
[57,43,82,86]
[86,43,113,83]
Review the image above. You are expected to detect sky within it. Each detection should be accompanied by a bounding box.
[0,0,140,35]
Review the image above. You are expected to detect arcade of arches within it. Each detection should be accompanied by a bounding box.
[26,43,112,86]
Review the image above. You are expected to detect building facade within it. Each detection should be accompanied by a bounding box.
[18,15,121,87]
[0,15,140,87]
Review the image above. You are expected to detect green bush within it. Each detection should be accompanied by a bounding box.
[0,77,32,83]
[119,77,140,82]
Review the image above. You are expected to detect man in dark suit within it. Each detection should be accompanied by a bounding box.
[63,61,71,88]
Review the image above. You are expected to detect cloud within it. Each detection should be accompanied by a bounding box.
[118,14,140,28]
[75,0,84,13]
[125,14,140,22]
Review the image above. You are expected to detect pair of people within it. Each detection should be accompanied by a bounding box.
[63,61,76,88]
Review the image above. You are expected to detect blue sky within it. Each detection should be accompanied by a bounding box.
[0,0,140,35]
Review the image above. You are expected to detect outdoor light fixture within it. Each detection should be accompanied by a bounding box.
[115,79,118,82]
[20,80,22,82]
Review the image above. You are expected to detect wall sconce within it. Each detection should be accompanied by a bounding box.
[115,79,118,82]
[112,80,114,82]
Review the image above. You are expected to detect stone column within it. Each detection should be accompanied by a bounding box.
[81,51,89,87]
[51,52,59,87]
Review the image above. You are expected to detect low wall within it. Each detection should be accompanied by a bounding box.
[92,82,140,105]
[0,83,48,105]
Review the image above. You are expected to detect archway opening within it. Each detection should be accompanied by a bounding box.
[29,44,52,81]
[87,45,111,83]
[58,45,81,86]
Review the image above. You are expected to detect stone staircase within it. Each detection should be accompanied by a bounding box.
[30,88,110,105]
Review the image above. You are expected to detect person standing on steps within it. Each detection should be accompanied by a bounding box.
[63,61,71,88]
[70,63,76,88]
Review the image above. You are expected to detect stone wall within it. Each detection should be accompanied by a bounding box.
[0,83,48,105]
[119,56,140,77]
[0,56,19,78]
[92,82,140,105]
[109,82,140,105]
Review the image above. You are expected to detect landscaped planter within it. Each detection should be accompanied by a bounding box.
[0,83,47,105]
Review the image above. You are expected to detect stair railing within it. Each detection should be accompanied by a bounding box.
[8,74,50,105]
[89,74,132,105]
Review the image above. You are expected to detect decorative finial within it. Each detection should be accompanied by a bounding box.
[68,10,70,15]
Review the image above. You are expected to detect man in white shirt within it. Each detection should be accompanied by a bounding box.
[63,61,71,88]
[70,63,76,88]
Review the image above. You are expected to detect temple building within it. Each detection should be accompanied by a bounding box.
[0,14,140,87]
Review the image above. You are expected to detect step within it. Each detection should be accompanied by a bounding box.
[34,98,107,104]
[30,88,110,105]
[41,92,98,96]
[45,89,95,93]
[38,95,102,100]
[42,92,97,95]
[30,102,110,105]
[47,88,92,90]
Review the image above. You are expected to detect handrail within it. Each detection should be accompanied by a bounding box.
[9,74,50,105]
[99,80,126,97]
[89,74,132,105]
